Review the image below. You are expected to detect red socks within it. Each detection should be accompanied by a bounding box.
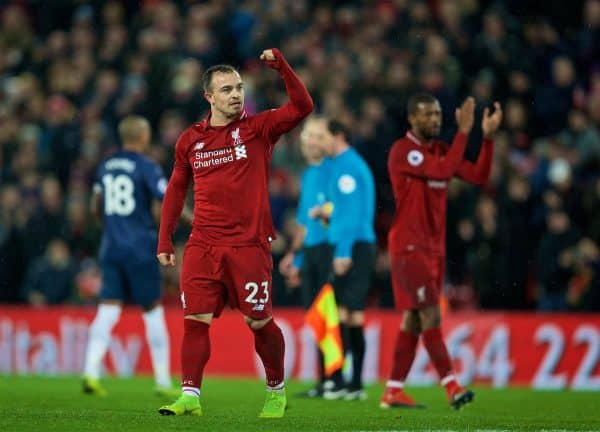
[180,319,210,390]
[389,330,419,383]
[422,327,454,384]
[389,327,457,391]
[253,319,285,388]
[180,318,285,390]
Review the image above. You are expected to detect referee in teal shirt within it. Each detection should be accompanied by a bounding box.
[312,119,376,401]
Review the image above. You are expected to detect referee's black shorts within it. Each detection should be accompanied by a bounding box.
[333,241,376,311]
[299,243,333,309]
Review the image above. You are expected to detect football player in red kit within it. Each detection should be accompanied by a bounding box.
[381,94,502,409]
[156,48,313,418]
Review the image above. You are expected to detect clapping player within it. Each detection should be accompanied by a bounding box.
[381,94,502,409]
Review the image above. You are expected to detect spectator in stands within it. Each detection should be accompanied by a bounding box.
[536,209,581,311]
[469,195,510,309]
[501,174,535,309]
[0,185,24,303]
[583,178,600,245]
[564,237,600,311]
[559,108,600,172]
[20,238,77,306]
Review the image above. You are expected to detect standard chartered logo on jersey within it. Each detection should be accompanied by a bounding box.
[193,128,247,169]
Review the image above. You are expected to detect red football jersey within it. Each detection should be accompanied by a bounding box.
[158,56,313,253]
[387,130,493,256]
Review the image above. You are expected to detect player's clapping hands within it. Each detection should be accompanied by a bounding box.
[482,102,503,138]
[455,97,476,134]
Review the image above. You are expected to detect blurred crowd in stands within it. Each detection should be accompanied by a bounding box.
[1,0,599,311]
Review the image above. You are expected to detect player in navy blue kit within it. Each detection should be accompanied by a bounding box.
[82,116,178,397]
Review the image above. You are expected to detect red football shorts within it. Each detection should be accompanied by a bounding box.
[390,250,444,310]
[179,235,273,320]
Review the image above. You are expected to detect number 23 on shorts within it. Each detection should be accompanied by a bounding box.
[244,281,269,312]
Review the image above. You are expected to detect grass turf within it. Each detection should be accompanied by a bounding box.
[0,376,598,431]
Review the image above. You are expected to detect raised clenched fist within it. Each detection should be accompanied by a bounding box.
[260,49,276,62]
[260,48,283,70]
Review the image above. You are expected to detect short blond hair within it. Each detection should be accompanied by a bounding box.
[118,115,150,144]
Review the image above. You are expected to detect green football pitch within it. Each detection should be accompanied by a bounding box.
[0,376,598,432]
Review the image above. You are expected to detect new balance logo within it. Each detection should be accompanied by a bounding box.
[252,303,265,311]
[193,142,205,151]
[235,144,247,160]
